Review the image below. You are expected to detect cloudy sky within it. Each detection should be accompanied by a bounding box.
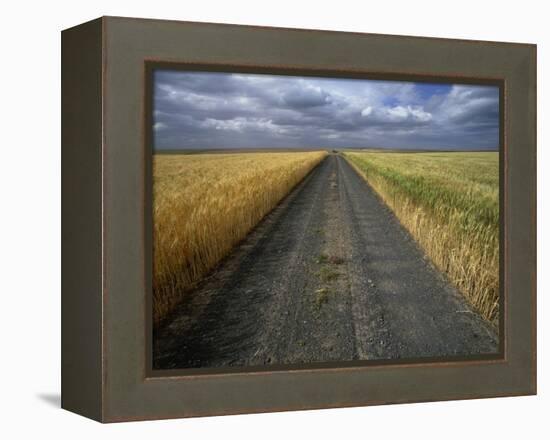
[153,70,500,150]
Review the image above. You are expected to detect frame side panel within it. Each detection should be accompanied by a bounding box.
[61,17,104,421]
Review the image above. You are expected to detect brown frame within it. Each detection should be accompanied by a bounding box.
[144,62,507,377]
[62,16,536,422]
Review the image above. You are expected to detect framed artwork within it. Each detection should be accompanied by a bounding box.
[62,16,536,422]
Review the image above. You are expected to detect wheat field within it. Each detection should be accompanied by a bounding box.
[345,151,499,325]
[153,151,327,326]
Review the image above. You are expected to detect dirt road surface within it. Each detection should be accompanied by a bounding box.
[153,155,498,369]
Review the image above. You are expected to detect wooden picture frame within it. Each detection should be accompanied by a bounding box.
[61,16,536,422]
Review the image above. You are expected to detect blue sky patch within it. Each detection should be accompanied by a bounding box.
[153,70,499,150]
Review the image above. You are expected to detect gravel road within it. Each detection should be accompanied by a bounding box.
[153,154,498,369]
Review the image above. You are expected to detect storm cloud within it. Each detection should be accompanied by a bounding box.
[153,70,500,150]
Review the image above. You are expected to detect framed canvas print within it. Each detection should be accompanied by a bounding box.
[61,16,536,422]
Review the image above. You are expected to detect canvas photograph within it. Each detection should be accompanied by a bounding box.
[150,68,501,371]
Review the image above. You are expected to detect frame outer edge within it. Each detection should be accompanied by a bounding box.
[530,43,537,395]
[61,17,104,422]
[98,16,537,422]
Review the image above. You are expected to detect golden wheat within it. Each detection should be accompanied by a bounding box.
[153,151,327,325]
[345,151,499,325]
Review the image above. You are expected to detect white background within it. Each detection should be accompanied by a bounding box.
[0,0,546,437]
